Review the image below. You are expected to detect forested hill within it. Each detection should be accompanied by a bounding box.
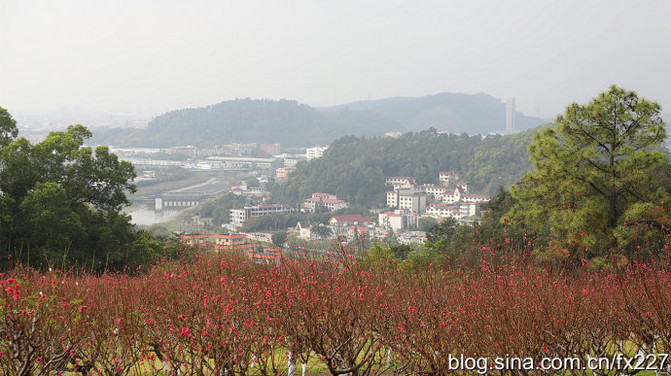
[91,94,546,148]
[320,93,546,134]
[91,99,397,148]
[271,127,542,206]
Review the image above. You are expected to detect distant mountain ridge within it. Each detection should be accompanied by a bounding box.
[91,93,546,148]
[319,93,546,134]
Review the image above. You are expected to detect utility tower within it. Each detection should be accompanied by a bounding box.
[506,98,516,134]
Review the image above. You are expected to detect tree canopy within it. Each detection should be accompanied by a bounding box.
[272,128,538,206]
[0,107,156,270]
[90,94,546,149]
[91,99,394,148]
[507,86,670,260]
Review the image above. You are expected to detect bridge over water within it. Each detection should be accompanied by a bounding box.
[155,191,207,210]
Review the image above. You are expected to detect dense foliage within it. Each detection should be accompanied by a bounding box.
[507,86,671,261]
[272,128,538,206]
[0,108,169,271]
[192,193,247,226]
[91,99,394,148]
[1,250,670,376]
[91,94,546,149]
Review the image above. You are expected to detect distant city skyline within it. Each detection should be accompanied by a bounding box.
[2,0,670,123]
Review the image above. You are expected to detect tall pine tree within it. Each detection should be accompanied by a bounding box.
[508,86,669,260]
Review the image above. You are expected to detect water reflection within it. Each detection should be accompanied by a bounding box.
[125,203,187,226]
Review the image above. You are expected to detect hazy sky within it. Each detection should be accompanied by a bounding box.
[2,0,670,119]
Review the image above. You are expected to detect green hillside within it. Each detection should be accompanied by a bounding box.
[91,99,398,148]
[271,127,541,206]
[91,94,546,148]
[320,92,546,134]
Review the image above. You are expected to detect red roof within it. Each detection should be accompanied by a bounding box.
[305,198,345,204]
[331,214,369,224]
[214,233,248,239]
[180,234,212,239]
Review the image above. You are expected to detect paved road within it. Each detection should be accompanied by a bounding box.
[172,177,219,193]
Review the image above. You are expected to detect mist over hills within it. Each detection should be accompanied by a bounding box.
[321,93,546,134]
[90,93,547,148]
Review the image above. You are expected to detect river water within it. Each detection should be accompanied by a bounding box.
[125,203,188,226]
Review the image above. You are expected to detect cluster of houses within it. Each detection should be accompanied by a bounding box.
[303,192,349,212]
[179,171,489,263]
[179,232,283,263]
[226,172,489,246]
[380,171,490,230]
[229,192,350,226]
[180,213,376,263]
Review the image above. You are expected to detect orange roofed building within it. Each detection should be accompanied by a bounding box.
[213,233,256,252]
[179,234,212,249]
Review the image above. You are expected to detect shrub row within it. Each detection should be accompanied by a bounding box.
[1,250,670,376]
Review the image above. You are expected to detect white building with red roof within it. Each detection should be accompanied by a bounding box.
[459,202,480,217]
[442,186,466,204]
[304,192,349,212]
[329,214,370,227]
[383,171,488,225]
[230,204,294,226]
[423,184,449,200]
[378,209,418,231]
[426,203,463,220]
[385,177,416,190]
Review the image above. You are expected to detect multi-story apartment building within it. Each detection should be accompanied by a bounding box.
[459,202,480,217]
[384,172,489,224]
[304,192,349,213]
[306,146,329,160]
[378,209,418,231]
[423,185,449,200]
[426,203,462,220]
[461,194,490,203]
[385,177,416,190]
[398,192,426,213]
[213,233,256,252]
[230,204,294,226]
[179,233,212,249]
[171,145,197,157]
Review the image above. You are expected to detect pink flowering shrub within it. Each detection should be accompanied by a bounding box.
[0,246,669,375]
